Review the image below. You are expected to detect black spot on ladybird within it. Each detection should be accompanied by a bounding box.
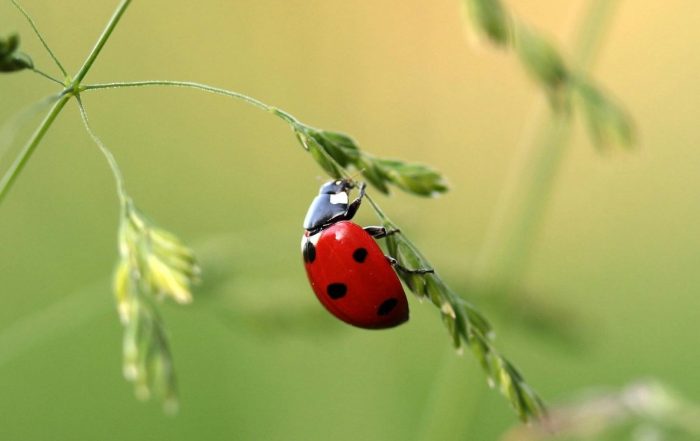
[327,283,347,299]
[352,247,368,263]
[303,240,316,263]
[377,298,398,316]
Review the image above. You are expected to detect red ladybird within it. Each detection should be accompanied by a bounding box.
[301,179,430,329]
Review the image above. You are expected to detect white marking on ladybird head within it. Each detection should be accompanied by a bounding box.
[329,192,348,205]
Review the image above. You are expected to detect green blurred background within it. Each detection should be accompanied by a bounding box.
[1,0,699,440]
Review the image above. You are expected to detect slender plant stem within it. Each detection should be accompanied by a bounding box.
[75,96,128,203]
[0,94,70,205]
[476,110,571,292]
[475,0,622,294]
[72,0,132,85]
[82,80,300,125]
[10,0,68,77]
[0,1,135,209]
[414,1,624,439]
[30,67,63,85]
[364,193,390,222]
[571,0,622,70]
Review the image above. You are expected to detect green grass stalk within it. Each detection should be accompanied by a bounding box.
[82,80,300,125]
[0,0,134,209]
[0,94,70,205]
[72,0,131,85]
[10,0,68,78]
[476,0,623,294]
[417,1,623,439]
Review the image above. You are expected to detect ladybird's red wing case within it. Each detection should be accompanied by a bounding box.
[302,221,409,329]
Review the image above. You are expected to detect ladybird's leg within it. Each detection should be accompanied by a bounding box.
[341,182,367,221]
[386,256,434,274]
[363,226,401,239]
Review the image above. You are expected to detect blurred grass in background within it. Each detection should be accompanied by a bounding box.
[1,0,699,440]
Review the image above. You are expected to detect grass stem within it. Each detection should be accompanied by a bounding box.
[75,96,128,203]
[475,0,622,294]
[0,0,134,209]
[72,0,132,85]
[82,80,301,125]
[0,94,70,206]
[415,1,624,439]
[30,67,63,85]
[10,0,68,78]
[476,108,571,292]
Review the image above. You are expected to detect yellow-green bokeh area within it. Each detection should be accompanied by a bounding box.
[1,0,699,440]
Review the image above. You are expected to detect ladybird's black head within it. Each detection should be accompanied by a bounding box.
[304,179,357,232]
[319,179,354,195]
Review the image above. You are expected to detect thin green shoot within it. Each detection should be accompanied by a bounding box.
[9,0,68,78]
[75,96,128,204]
[82,80,300,125]
[29,67,63,85]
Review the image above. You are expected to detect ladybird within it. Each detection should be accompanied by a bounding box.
[301,179,431,329]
